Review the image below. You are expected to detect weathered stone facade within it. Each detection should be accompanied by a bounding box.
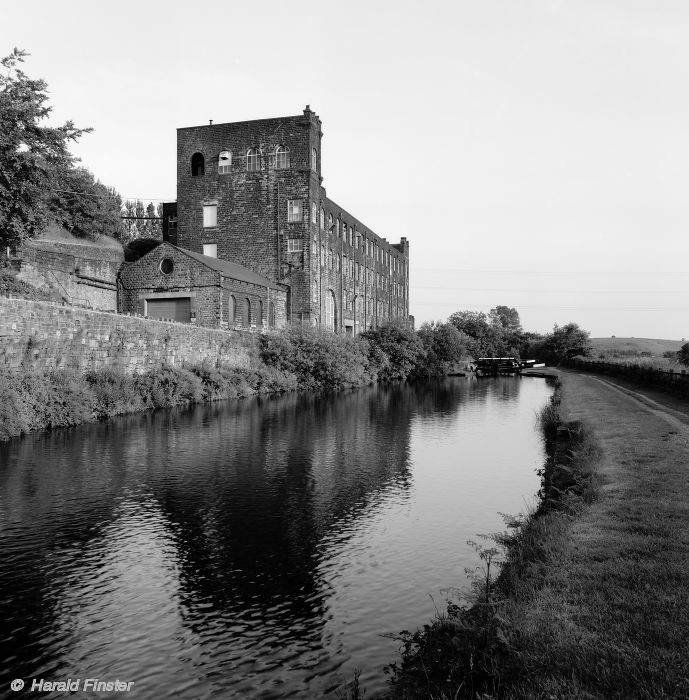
[0,297,256,375]
[118,242,287,330]
[167,106,410,333]
[17,238,123,311]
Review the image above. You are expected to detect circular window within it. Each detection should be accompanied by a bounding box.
[160,258,174,275]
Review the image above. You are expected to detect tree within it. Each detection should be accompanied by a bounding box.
[48,166,123,240]
[488,305,522,334]
[528,322,591,364]
[0,48,90,250]
[416,322,470,377]
[361,322,426,381]
[448,310,508,358]
[677,342,689,367]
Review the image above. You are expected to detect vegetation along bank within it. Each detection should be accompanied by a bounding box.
[360,369,689,699]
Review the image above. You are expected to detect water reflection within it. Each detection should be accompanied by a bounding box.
[0,377,551,697]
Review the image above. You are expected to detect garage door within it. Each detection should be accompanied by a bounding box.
[146,297,191,323]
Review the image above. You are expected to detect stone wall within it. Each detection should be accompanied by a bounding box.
[0,297,258,375]
[17,239,123,311]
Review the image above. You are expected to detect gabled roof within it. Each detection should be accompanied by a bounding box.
[175,245,282,290]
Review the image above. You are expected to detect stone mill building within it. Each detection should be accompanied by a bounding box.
[153,105,411,334]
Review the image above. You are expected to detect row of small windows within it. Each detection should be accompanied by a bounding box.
[191,147,317,176]
[309,202,405,273]
[200,199,406,276]
[311,283,405,320]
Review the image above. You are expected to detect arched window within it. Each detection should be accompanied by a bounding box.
[328,213,333,232]
[335,219,340,237]
[244,298,252,326]
[320,207,325,229]
[258,299,264,326]
[247,149,260,172]
[269,301,276,327]
[228,295,236,324]
[218,150,231,175]
[191,153,204,177]
[321,244,326,267]
[325,290,336,330]
[275,145,290,169]
[311,147,317,171]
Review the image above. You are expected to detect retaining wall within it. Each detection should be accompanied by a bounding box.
[0,297,258,375]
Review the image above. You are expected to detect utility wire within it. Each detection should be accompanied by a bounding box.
[412,300,689,311]
[415,286,689,295]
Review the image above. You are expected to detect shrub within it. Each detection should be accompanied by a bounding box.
[260,326,374,391]
[361,322,425,382]
[85,367,143,418]
[133,366,204,408]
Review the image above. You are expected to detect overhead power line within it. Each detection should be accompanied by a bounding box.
[50,189,168,201]
[415,286,689,295]
[412,300,689,311]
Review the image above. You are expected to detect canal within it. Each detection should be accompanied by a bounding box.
[0,376,551,698]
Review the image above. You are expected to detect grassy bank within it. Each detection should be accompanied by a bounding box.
[380,378,604,699]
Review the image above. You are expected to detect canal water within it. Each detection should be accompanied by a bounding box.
[0,376,551,698]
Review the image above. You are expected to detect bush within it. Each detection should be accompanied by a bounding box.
[133,366,204,408]
[85,367,143,418]
[260,326,374,391]
[361,322,425,382]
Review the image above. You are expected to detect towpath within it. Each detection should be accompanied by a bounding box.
[518,369,689,698]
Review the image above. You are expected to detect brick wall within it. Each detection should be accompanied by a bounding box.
[0,297,258,375]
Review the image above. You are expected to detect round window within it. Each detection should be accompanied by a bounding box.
[160,258,174,275]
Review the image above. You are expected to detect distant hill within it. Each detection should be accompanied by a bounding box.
[589,337,684,357]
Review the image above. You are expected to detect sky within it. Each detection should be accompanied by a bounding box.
[4,0,689,339]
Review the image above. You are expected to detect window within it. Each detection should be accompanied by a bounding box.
[203,243,217,258]
[229,295,236,323]
[275,145,290,169]
[258,300,264,326]
[245,298,252,326]
[160,258,174,275]
[288,200,303,222]
[312,241,318,257]
[287,238,303,252]
[325,290,336,330]
[311,147,317,171]
[191,153,204,177]
[312,280,318,303]
[311,202,317,224]
[247,148,260,171]
[203,204,217,228]
[320,207,325,229]
[321,244,326,266]
[218,150,231,174]
[327,249,333,269]
[269,301,275,327]
[335,219,340,237]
